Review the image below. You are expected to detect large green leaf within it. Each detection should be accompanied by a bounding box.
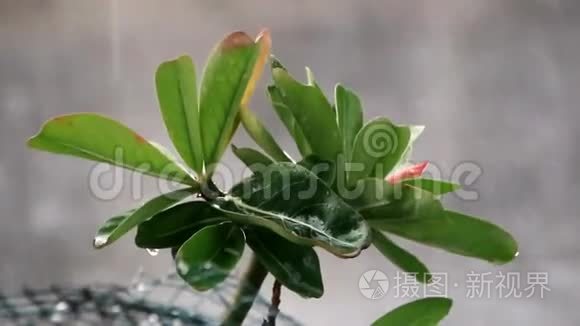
[353,178,517,263]
[155,55,204,174]
[199,31,264,171]
[267,85,312,156]
[335,84,363,160]
[93,188,195,248]
[135,201,226,249]
[272,67,342,161]
[214,163,371,257]
[27,113,196,185]
[175,223,245,291]
[231,145,274,173]
[403,178,460,195]
[372,230,431,283]
[349,118,411,185]
[239,108,292,162]
[246,228,323,298]
[372,298,452,326]
[371,210,519,264]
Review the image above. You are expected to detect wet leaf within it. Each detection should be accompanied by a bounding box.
[214,163,371,257]
[297,155,336,187]
[272,67,342,161]
[372,210,519,264]
[27,113,196,185]
[239,107,292,162]
[335,84,363,160]
[135,201,226,249]
[349,118,410,185]
[231,145,274,173]
[93,188,195,248]
[175,223,244,291]
[199,31,264,171]
[246,228,323,298]
[372,230,431,283]
[372,298,452,326]
[267,85,312,156]
[155,55,204,174]
[402,178,460,195]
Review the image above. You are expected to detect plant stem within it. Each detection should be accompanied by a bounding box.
[221,255,268,326]
[262,280,282,326]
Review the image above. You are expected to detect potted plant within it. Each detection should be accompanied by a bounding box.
[27,30,517,325]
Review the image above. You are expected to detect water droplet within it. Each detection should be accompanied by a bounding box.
[93,235,108,248]
[136,282,148,292]
[50,302,70,323]
[172,320,184,326]
[144,314,161,326]
[55,301,69,312]
[108,304,121,314]
[176,260,189,275]
[146,248,159,256]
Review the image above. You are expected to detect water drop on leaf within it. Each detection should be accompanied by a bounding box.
[146,248,159,256]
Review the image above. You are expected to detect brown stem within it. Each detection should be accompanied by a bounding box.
[262,280,282,326]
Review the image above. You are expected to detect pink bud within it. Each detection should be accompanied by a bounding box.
[386,161,429,184]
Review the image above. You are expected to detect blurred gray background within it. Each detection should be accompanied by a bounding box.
[1,0,578,325]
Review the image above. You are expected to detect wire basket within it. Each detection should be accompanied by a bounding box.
[0,269,302,326]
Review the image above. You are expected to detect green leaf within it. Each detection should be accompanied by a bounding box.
[393,125,425,171]
[372,230,431,283]
[155,55,204,174]
[135,202,226,249]
[231,145,274,173]
[239,107,292,162]
[246,228,323,298]
[272,67,342,161]
[349,118,411,185]
[214,163,371,258]
[351,178,443,222]
[372,210,519,264]
[199,31,264,171]
[335,84,363,160]
[267,85,312,156]
[297,155,336,187]
[27,113,197,185]
[175,223,245,291]
[93,188,195,248]
[372,298,452,326]
[403,178,460,195]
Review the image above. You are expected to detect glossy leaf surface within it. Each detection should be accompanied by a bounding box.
[349,118,410,184]
[199,31,261,170]
[246,228,323,298]
[335,84,363,160]
[155,55,204,173]
[93,188,194,248]
[272,67,342,161]
[214,163,371,257]
[175,223,245,291]
[27,113,196,185]
[135,201,226,249]
[372,230,431,283]
[372,298,452,326]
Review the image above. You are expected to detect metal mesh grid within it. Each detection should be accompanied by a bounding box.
[0,269,302,326]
